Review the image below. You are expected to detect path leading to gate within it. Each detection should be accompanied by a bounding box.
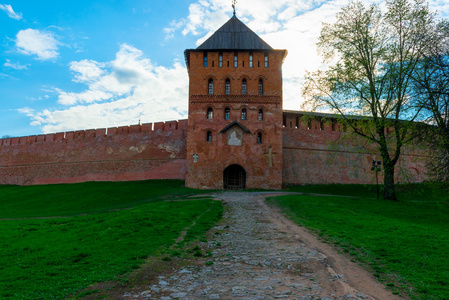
[126,192,402,299]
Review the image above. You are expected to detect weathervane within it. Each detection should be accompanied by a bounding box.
[232,0,237,16]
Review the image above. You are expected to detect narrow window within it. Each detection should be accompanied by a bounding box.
[227,61,230,67]
[296,116,299,128]
[307,120,312,130]
[225,79,230,95]
[242,79,247,95]
[264,52,268,67]
[203,52,207,67]
[242,60,245,67]
[332,121,336,131]
[257,132,262,144]
[212,61,214,67]
[206,131,212,142]
[320,120,324,130]
[249,52,253,68]
[234,52,238,67]
[283,116,286,127]
[241,109,247,120]
[258,61,260,67]
[224,108,230,120]
[258,109,263,121]
[207,108,213,119]
[208,79,214,95]
[219,52,223,67]
[258,79,263,95]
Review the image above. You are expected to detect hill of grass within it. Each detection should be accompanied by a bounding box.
[271,183,449,299]
[0,180,223,299]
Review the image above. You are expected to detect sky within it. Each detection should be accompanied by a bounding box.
[1,0,448,138]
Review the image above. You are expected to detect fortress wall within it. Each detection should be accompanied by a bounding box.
[0,120,188,185]
[282,114,428,185]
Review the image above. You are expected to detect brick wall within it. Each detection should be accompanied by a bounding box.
[0,120,187,185]
[282,112,428,185]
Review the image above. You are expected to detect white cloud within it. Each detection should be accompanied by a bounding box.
[169,0,385,110]
[3,59,28,70]
[16,29,60,60]
[21,44,188,133]
[0,4,22,20]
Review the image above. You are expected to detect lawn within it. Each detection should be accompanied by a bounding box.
[270,183,449,299]
[0,180,223,299]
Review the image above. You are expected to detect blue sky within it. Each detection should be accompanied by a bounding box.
[1,0,448,138]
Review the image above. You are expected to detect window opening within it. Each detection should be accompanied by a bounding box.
[258,79,263,95]
[241,109,247,120]
[225,79,231,95]
[224,108,230,120]
[227,61,230,67]
[203,52,207,67]
[332,121,336,131]
[307,120,312,130]
[257,132,262,144]
[283,116,286,127]
[212,61,214,67]
[208,79,214,95]
[320,120,324,130]
[296,116,299,128]
[206,131,212,142]
[207,108,213,119]
[258,109,263,121]
[249,53,253,67]
[219,52,223,67]
[242,79,247,95]
[264,53,268,67]
[234,53,238,67]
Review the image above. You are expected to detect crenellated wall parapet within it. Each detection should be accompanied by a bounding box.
[0,120,188,185]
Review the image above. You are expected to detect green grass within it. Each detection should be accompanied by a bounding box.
[271,183,449,299]
[0,180,223,299]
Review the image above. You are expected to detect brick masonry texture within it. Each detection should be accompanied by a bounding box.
[0,121,187,185]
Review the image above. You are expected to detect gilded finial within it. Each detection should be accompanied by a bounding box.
[232,0,237,16]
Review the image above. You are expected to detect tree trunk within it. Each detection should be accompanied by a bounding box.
[383,162,397,201]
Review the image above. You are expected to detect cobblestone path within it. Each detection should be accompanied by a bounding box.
[126,192,401,300]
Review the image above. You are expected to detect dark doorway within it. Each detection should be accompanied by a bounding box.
[223,164,246,190]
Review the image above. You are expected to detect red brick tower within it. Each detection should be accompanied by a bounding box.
[184,15,287,189]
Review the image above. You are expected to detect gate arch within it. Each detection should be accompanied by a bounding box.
[223,164,246,190]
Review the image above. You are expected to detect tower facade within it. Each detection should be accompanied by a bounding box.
[184,16,287,189]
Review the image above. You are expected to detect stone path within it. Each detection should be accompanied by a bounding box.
[124,192,401,299]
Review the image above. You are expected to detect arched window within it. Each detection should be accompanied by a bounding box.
[206,131,212,142]
[225,79,230,95]
[208,79,214,95]
[258,79,263,95]
[257,132,263,144]
[258,109,263,121]
[241,109,247,120]
[224,108,230,120]
[207,107,213,119]
[242,79,247,95]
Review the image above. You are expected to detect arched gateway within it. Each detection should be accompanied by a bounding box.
[223,164,246,190]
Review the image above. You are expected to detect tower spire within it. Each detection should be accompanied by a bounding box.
[232,0,237,16]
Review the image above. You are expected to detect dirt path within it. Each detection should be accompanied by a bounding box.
[123,191,402,299]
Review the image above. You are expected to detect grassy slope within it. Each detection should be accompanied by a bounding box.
[271,184,449,299]
[0,180,222,299]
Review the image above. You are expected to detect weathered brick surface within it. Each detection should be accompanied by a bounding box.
[0,122,187,185]
[185,50,286,189]
[282,112,427,185]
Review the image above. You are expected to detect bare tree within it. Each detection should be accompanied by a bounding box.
[412,20,449,182]
[302,0,435,200]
